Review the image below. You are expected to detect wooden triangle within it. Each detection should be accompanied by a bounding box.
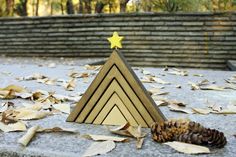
[102,106,127,126]
[67,50,166,127]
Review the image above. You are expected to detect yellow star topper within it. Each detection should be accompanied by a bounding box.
[107,32,124,49]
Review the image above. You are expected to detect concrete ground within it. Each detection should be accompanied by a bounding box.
[0,57,236,157]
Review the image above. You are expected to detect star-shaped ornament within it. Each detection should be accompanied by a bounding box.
[107,32,124,49]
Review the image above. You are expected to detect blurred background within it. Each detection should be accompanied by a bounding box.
[0,0,236,17]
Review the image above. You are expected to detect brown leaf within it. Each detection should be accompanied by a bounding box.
[164,141,210,154]
[83,134,128,142]
[0,90,16,99]
[1,85,26,93]
[64,78,76,91]
[18,126,39,146]
[83,141,116,157]
[37,127,78,133]
[108,123,133,137]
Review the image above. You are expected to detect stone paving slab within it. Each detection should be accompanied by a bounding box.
[0,58,236,157]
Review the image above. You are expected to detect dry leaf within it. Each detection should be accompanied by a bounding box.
[176,85,181,88]
[64,78,76,91]
[200,85,224,91]
[154,100,168,107]
[108,123,133,137]
[18,126,39,146]
[1,85,26,93]
[168,104,193,114]
[152,77,171,85]
[83,134,128,142]
[136,138,144,149]
[192,108,211,115]
[17,73,47,81]
[164,141,210,154]
[15,110,49,120]
[83,141,116,157]
[193,74,204,77]
[0,121,27,132]
[148,88,169,96]
[37,127,78,133]
[52,103,70,114]
[141,69,151,75]
[0,102,14,112]
[0,90,16,99]
[84,65,101,71]
[48,63,56,68]
[167,68,188,76]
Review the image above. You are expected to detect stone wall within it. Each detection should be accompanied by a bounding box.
[0,12,236,69]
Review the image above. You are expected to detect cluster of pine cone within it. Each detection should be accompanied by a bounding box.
[151,120,227,148]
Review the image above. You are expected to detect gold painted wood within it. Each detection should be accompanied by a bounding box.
[67,50,166,127]
[84,79,147,127]
[102,106,127,126]
[93,93,138,126]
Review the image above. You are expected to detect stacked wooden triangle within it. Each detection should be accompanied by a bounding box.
[67,50,166,127]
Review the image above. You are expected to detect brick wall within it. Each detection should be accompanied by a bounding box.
[0,12,236,69]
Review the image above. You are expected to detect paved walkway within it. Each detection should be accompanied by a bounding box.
[0,57,235,157]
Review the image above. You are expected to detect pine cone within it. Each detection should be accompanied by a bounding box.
[151,120,227,148]
[151,119,189,143]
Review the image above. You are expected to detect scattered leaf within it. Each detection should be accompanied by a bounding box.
[52,103,70,114]
[18,126,39,146]
[84,65,101,71]
[141,69,151,75]
[64,78,76,91]
[200,85,225,91]
[164,141,210,154]
[37,127,78,134]
[15,110,49,120]
[168,104,193,114]
[48,63,56,68]
[167,68,188,76]
[192,108,211,115]
[0,121,27,132]
[83,134,128,142]
[193,74,204,77]
[148,88,169,96]
[83,141,116,157]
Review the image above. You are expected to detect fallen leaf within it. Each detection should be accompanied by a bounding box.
[136,137,144,149]
[0,102,14,112]
[141,69,151,75]
[0,90,16,99]
[83,141,116,157]
[148,88,169,96]
[0,121,27,132]
[167,68,188,76]
[192,108,211,115]
[1,85,26,93]
[37,127,78,133]
[152,77,171,85]
[83,134,128,142]
[154,100,168,107]
[200,85,224,91]
[17,73,47,81]
[15,110,49,120]
[168,104,193,114]
[164,141,210,154]
[48,63,56,68]
[108,123,132,137]
[52,103,70,114]
[64,78,76,91]
[18,126,39,146]
[84,65,101,71]
[193,74,204,77]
